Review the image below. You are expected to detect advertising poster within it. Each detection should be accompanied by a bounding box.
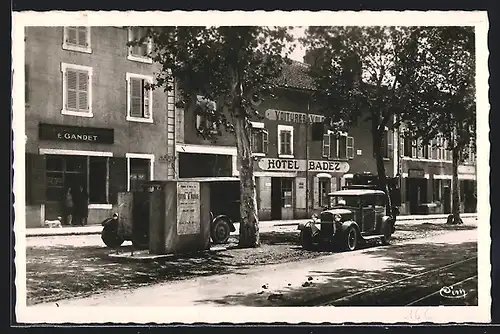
[176,182,201,235]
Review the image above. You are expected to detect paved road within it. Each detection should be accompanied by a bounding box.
[31,228,477,308]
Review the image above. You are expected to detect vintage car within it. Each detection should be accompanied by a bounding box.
[297,189,396,251]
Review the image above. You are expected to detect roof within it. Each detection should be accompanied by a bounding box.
[274,60,316,91]
[328,189,386,196]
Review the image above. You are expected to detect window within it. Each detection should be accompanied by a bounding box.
[281,178,294,208]
[250,122,268,156]
[318,178,330,207]
[45,155,109,204]
[195,96,218,135]
[126,73,153,123]
[61,63,93,117]
[128,27,152,63]
[126,154,154,191]
[381,130,393,159]
[431,139,438,160]
[62,27,92,53]
[433,178,442,202]
[278,125,294,157]
[322,131,353,159]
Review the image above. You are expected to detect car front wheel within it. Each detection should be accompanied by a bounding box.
[101,224,124,248]
[211,218,231,244]
[344,226,358,251]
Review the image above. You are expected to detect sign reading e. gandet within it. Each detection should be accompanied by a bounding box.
[176,182,201,235]
[38,123,114,144]
[257,158,349,174]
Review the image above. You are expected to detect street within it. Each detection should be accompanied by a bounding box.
[26,217,478,307]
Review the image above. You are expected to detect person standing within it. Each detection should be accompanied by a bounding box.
[80,185,89,225]
[63,187,73,226]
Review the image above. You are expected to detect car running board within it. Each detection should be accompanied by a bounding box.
[361,234,384,240]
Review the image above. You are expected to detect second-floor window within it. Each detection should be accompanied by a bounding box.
[381,130,393,159]
[250,122,268,155]
[128,27,152,63]
[322,132,354,159]
[62,27,91,53]
[126,73,153,123]
[61,63,93,117]
[278,125,294,157]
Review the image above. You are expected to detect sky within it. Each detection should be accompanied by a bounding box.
[289,27,306,62]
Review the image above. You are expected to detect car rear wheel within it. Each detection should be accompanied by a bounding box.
[344,226,358,251]
[101,224,124,248]
[300,230,314,250]
[211,218,231,244]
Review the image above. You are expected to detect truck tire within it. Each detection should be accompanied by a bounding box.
[101,223,124,248]
[211,218,231,244]
[344,225,358,251]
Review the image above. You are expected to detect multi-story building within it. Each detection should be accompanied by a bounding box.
[174,60,396,220]
[396,131,477,215]
[24,26,176,228]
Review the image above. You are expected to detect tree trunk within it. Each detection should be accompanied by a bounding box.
[234,116,260,248]
[373,133,395,220]
[449,146,463,224]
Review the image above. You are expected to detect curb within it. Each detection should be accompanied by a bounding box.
[26,214,477,237]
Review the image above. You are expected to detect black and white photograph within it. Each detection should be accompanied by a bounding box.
[12,10,490,323]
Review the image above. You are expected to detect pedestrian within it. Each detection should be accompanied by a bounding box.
[80,185,89,226]
[72,184,88,226]
[63,187,73,226]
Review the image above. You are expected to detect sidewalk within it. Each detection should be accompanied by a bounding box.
[23,213,478,238]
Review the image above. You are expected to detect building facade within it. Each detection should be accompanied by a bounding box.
[174,61,396,220]
[24,26,176,228]
[396,132,477,215]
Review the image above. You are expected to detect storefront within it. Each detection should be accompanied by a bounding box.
[253,157,350,220]
[25,123,159,227]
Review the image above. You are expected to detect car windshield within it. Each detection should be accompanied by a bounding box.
[330,195,360,207]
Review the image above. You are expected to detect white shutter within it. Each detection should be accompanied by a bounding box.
[322,134,330,157]
[263,130,269,154]
[347,136,354,159]
[411,140,417,158]
[387,131,393,158]
[77,71,89,111]
[66,70,78,110]
[77,27,88,47]
[142,80,150,118]
[66,27,78,44]
[130,78,143,117]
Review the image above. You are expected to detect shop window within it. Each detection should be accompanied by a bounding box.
[61,63,93,117]
[129,158,151,191]
[127,27,153,63]
[318,178,330,207]
[322,131,353,160]
[89,157,108,204]
[278,125,294,157]
[281,178,294,208]
[433,178,442,202]
[126,73,153,123]
[250,122,268,155]
[62,27,91,53]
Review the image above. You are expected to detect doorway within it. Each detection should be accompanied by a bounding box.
[271,177,282,220]
[407,177,427,214]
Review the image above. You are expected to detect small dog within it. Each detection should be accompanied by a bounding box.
[43,217,62,228]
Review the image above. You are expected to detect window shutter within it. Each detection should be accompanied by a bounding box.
[77,27,88,47]
[322,134,330,157]
[27,153,47,204]
[66,27,78,44]
[411,140,417,158]
[339,135,347,159]
[330,134,338,159]
[387,131,393,158]
[431,139,438,160]
[400,133,405,157]
[279,131,285,155]
[347,136,354,159]
[108,157,127,205]
[130,78,143,117]
[263,130,269,154]
[77,71,89,111]
[142,80,151,118]
[66,70,78,110]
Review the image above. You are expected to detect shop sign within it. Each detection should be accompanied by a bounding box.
[408,168,425,178]
[38,123,114,144]
[176,182,201,235]
[265,109,325,124]
[257,158,349,174]
[458,165,476,175]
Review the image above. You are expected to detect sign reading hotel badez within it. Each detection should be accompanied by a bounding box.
[265,109,325,124]
[258,158,350,174]
[176,182,201,235]
[38,123,114,144]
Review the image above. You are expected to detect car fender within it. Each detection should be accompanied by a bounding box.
[340,220,359,234]
[212,214,236,232]
[297,220,313,231]
[380,215,395,233]
[101,217,117,227]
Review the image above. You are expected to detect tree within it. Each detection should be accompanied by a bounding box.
[301,27,414,219]
[129,27,295,247]
[400,26,476,224]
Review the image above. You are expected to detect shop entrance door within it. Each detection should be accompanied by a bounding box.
[271,177,282,220]
[408,177,427,214]
[443,185,451,214]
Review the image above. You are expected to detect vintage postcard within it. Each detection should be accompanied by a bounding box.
[12,10,490,323]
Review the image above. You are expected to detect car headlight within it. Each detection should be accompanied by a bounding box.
[334,214,342,222]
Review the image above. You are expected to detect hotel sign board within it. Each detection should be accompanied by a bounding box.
[38,123,114,144]
[257,158,349,174]
[265,109,325,124]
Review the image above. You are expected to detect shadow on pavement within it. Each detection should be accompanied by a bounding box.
[194,240,477,307]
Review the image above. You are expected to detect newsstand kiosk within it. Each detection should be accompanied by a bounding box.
[148,180,211,255]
